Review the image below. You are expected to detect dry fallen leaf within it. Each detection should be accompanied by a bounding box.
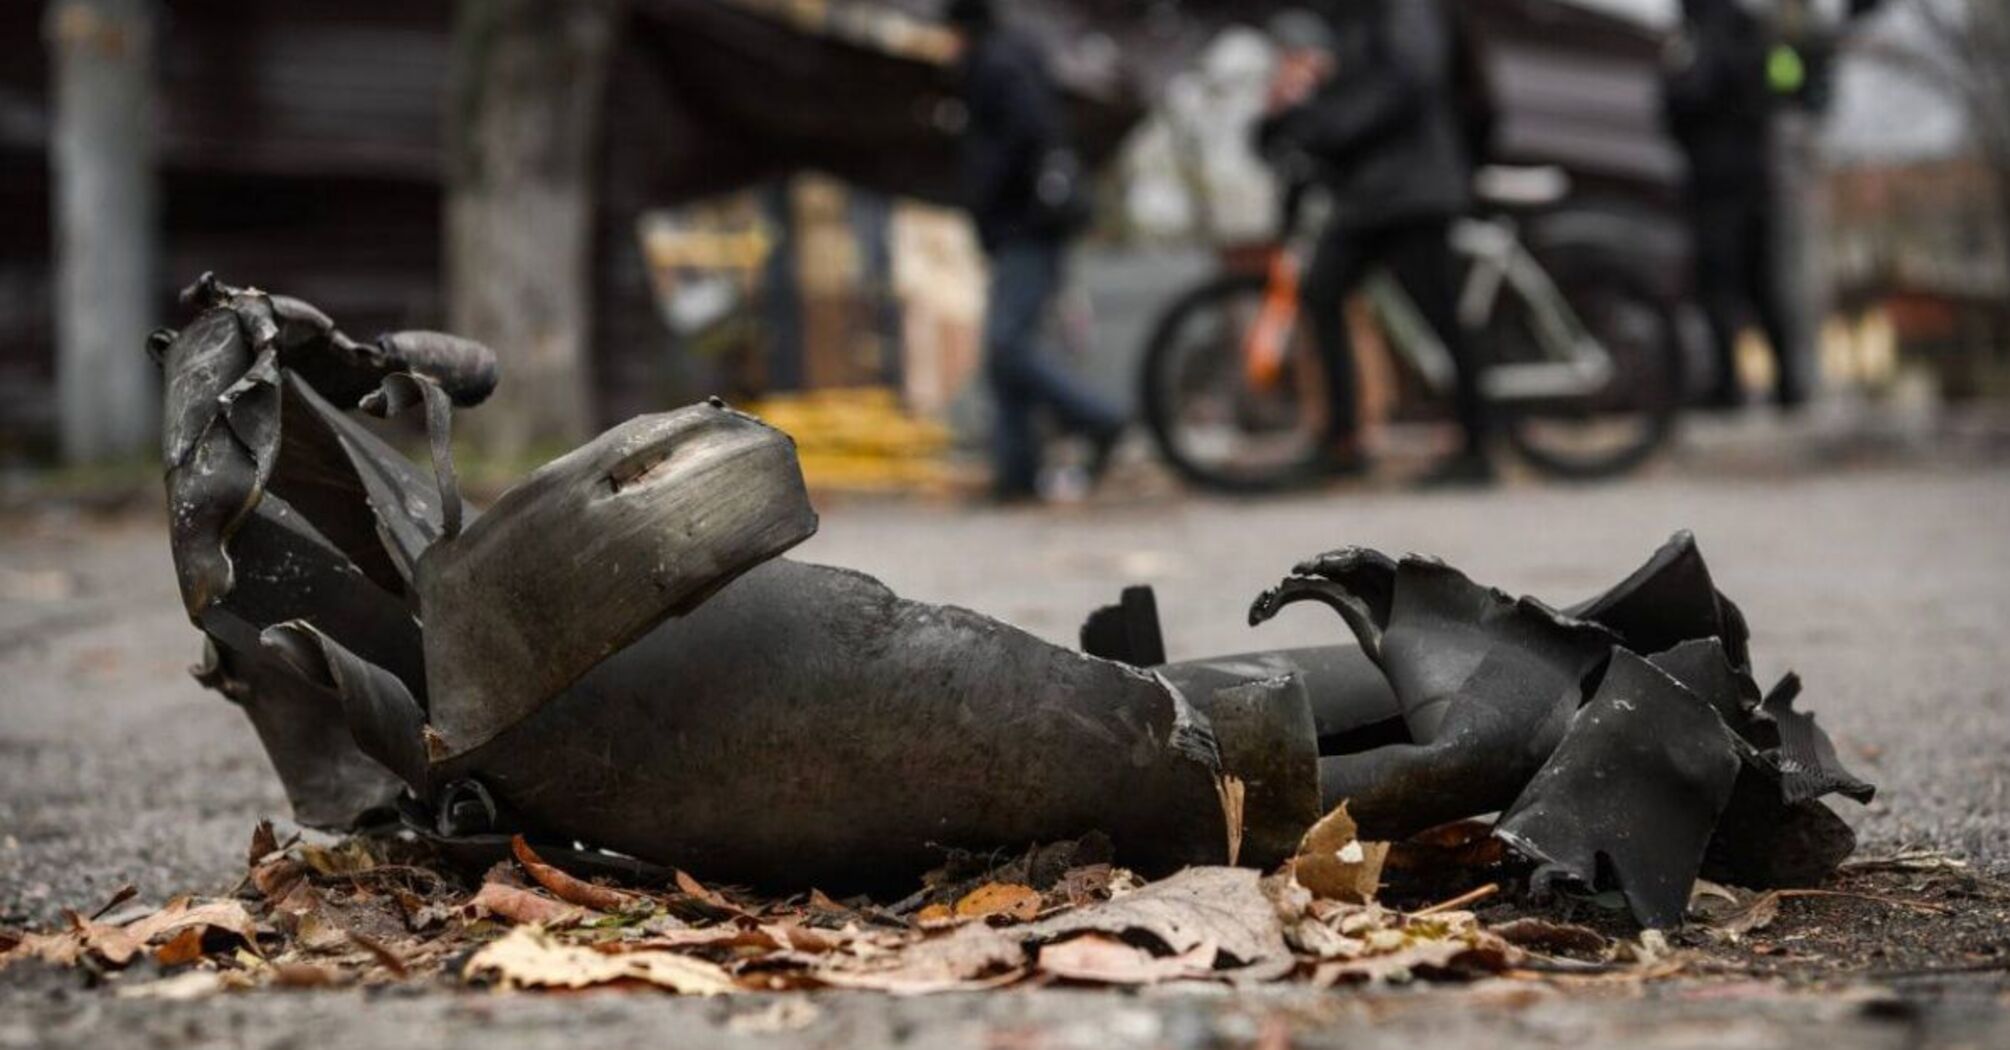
[1310,935,1515,986]
[760,922,846,954]
[250,854,308,904]
[631,926,783,952]
[1702,888,1944,943]
[466,925,736,994]
[153,926,208,967]
[271,961,343,988]
[511,836,643,913]
[1216,774,1247,867]
[953,883,1042,924]
[807,889,851,915]
[1037,933,1219,985]
[674,870,748,916]
[347,930,410,977]
[67,898,261,967]
[1026,866,1294,981]
[1489,918,1609,956]
[1291,804,1388,905]
[4,930,82,968]
[1384,820,1505,876]
[85,885,138,923]
[247,820,279,868]
[297,840,377,878]
[1707,894,1778,940]
[465,882,590,928]
[814,923,1024,994]
[1054,863,1116,906]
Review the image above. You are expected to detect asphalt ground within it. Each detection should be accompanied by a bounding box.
[3,426,2008,1047]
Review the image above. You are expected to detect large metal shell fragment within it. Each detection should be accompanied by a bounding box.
[148,279,1317,892]
[1246,532,1874,928]
[434,558,1317,889]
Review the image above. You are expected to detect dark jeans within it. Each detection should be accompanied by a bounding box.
[1300,218,1489,458]
[1691,191,1803,404]
[983,239,1124,496]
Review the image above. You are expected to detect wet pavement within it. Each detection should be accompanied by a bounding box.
[4,447,2009,1046]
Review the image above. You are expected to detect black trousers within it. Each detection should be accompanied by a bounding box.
[1691,191,1803,404]
[1299,217,1489,456]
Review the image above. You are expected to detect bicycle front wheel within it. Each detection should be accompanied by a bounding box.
[1139,273,1337,493]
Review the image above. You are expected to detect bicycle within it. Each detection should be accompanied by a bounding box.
[1138,166,1685,493]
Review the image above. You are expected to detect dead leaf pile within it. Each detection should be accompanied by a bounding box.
[6,896,260,971]
[8,802,1873,1000]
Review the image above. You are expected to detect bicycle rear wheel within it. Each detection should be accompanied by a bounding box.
[1488,252,1683,479]
[1139,273,1336,493]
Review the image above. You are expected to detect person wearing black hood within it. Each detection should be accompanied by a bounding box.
[1664,0,1804,409]
[1257,1,1492,485]
[946,0,1125,503]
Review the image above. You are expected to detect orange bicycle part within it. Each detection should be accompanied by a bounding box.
[1242,250,1301,392]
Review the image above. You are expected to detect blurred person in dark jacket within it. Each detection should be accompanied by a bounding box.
[1256,1,1492,485]
[947,0,1124,503]
[1664,0,1804,409]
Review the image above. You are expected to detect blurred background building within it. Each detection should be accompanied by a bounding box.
[0,0,2001,480]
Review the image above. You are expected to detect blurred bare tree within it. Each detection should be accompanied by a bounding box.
[47,0,157,464]
[446,0,619,462]
[1894,0,2010,237]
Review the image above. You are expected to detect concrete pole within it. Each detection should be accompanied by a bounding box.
[47,0,158,464]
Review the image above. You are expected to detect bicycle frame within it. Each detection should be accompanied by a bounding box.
[1238,211,1617,405]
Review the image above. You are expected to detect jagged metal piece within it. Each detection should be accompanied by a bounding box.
[414,403,820,759]
[1249,551,1618,838]
[1495,648,1743,929]
[1080,585,1167,667]
[193,638,406,830]
[1753,675,1877,805]
[1565,530,1754,672]
[1244,536,1876,927]
[262,621,433,794]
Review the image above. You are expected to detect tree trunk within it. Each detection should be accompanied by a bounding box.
[47,0,158,464]
[445,0,617,462]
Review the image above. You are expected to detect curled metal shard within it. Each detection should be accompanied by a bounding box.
[262,621,432,794]
[150,279,1873,922]
[274,373,447,592]
[193,638,405,830]
[1245,536,1874,927]
[1754,675,1877,806]
[1495,648,1743,930]
[1250,551,1618,839]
